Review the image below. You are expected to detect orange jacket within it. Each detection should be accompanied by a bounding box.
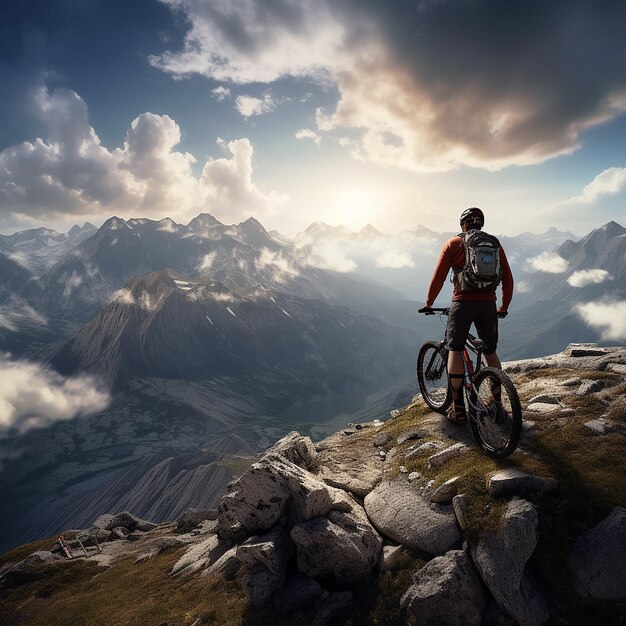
[425,235,514,310]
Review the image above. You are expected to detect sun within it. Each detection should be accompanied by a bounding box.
[334,188,378,229]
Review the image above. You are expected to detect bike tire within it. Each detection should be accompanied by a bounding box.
[470,367,522,458]
[417,341,451,414]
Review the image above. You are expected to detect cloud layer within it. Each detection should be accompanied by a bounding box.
[577,300,626,341]
[0,88,286,226]
[528,252,568,273]
[151,0,626,172]
[0,355,110,438]
[567,269,613,288]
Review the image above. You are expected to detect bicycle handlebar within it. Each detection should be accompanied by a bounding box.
[419,307,508,319]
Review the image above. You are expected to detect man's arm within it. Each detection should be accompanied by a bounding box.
[425,241,454,306]
[499,247,514,312]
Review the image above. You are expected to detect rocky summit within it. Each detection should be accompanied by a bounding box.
[1,344,625,625]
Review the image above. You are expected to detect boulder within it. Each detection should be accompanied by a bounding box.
[318,464,382,498]
[471,499,549,626]
[92,511,141,532]
[400,550,487,625]
[291,509,382,585]
[364,482,461,555]
[176,508,217,533]
[237,526,294,607]
[452,494,468,531]
[569,506,626,600]
[430,477,460,504]
[217,454,333,542]
[171,535,228,576]
[527,394,561,405]
[311,591,354,626]
[203,547,240,580]
[373,431,392,447]
[397,427,427,445]
[577,380,604,396]
[265,431,319,470]
[0,551,62,586]
[428,443,469,468]
[135,520,158,532]
[526,402,562,414]
[487,469,558,498]
[272,574,321,614]
[111,526,130,540]
[76,526,111,547]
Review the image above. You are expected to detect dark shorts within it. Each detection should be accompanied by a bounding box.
[446,301,498,354]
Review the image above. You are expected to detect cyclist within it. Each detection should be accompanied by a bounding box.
[418,208,514,424]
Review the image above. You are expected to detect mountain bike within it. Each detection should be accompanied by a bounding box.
[417,307,522,458]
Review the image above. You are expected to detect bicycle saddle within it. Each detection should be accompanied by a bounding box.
[471,338,487,351]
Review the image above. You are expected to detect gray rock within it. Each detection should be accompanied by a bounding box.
[428,443,469,468]
[203,546,240,580]
[472,499,549,626]
[76,526,111,546]
[561,377,581,386]
[584,418,617,435]
[217,454,333,542]
[272,574,321,614]
[291,509,382,585]
[431,477,460,504]
[401,550,487,625]
[318,464,382,498]
[607,363,626,375]
[153,537,186,553]
[527,394,561,405]
[569,506,626,600]
[92,511,140,532]
[265,431,319,470]
[192,519,219,535]
[135,520,158,532]
[111,526,130,540]
[238,526,293,607]
[487,469,558,498]
[171,535,228,576]
[569,344,607,357]
[176,508,217,533]
[364,482,461,555]
[577,380,604,395]
[452,495,469,531]
[311,591,354,626]
[373,431,392,447]
[397,428,426,445]
[377,544,404,573]
[405,441,444,460]
[526,402,562,414]
[0,551,62,585]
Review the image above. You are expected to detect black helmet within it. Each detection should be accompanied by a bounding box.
[460,207,484,229]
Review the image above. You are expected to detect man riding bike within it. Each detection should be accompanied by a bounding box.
[418,207,514,424]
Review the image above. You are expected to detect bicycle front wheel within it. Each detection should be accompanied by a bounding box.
[417,341,451,414]
[470,367,522,458]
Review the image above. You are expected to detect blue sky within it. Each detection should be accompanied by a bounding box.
[1,0,625,236]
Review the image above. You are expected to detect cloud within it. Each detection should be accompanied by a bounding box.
[151,0,626,172]
[576,300,626,341]
[200,138,289,222]
[375,250,414,269]
[0,355,110,438]
[567,269,613,288]
[0,296,47,332]
[256,248,299,276]
[211,86,231,101]
[561,167,626,205]
[198,251,217,271]
[528,252,568,273]
[295,128,321,144]
[235,93,278,117]
[0,87,286,227]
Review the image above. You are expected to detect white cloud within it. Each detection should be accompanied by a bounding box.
[235,94,277,117]
[0,87,286,227]
[562,167,626,205]
[0,296,47,332]
[256,248,299,276]
[211,86,231,101]
[516,280,531,294]
[200,138,289,222]
[112,288,135,305]
[576,300,626,340]
[149,0,626,172]
[528,252,568,273]
[567,269,613,288]
[0,355,110,437]
[295,128,321,144]
[375,250,415,269]
[307,240,358,273]
[157,218,179,233]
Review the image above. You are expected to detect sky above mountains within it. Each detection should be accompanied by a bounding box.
[1,0,626,235]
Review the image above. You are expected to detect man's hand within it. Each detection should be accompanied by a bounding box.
[497,308,508,319]
[418,305,435,315]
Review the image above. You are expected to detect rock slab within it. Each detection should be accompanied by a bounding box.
[364,482,461,555]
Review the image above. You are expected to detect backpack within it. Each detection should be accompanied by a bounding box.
[454,229,502,291]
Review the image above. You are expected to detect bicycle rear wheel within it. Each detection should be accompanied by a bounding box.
[470,367,522,458]
[417,341,451,414]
